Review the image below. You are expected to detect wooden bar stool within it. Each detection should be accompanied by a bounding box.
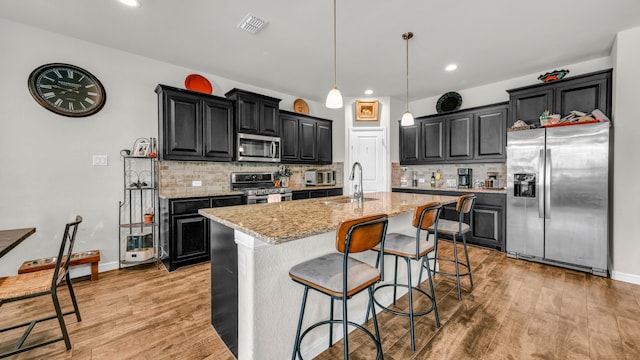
[289,214,388,360]
[0,216,83,357]
[426,194,476,300]
[368,202,441,352]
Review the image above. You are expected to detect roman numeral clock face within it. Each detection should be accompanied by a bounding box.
[28,63,106,117]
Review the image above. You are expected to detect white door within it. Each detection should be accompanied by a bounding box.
[349,128,387,194]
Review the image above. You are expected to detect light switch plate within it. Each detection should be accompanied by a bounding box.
[92,155,108,166]
[192,180,202,187]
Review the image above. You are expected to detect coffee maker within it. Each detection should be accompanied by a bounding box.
[457,168,473,188]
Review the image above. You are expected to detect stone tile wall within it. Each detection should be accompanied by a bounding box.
[158,161,344,194]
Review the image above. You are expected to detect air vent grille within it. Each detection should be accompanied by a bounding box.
[238,13,267,34]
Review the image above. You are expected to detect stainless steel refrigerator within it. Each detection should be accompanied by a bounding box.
[506,122,610,276]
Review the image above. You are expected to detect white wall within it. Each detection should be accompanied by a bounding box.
[0,18,337,276]
[610,26,640,283]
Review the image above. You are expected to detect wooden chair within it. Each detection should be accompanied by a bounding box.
[289,214,388,360]
[367,202,442,352]
[0,216,83,357]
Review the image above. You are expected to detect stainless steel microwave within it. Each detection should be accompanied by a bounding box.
[237,133,281,162]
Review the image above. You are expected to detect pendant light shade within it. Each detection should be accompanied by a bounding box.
[326,87,343,108]
[326,0,343,109]
[401,111,415,126]
[401,32,414,126]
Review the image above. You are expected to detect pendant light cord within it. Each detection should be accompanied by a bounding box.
[333,0,337,87]
[405,34,409,111]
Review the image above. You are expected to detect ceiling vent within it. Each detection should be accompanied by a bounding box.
[238,13,268,34]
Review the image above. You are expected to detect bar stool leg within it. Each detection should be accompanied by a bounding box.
[329,298,334,347]
[367,286,383,360]
[452,234,462,300]
[392,256,398,305]
[462,233,474,288]
[66,273,81,322]
[342,297,349,359]
[405,257,416,352]
[424,256,441,327]
[291,287,309,360]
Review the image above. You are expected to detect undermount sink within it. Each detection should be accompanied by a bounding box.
[323,197,378,205]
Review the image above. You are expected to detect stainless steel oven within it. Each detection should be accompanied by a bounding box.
[237,133,281,162]
[231,172,292,204]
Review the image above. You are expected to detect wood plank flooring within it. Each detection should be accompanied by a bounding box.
[0,241,639,359]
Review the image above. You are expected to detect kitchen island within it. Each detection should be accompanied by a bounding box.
[199,191,459,360]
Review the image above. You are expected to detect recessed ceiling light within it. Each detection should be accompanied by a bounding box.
[445,64,458,71]
[364,89,373,95]
[118,0,141,7]
[238,13,268,34]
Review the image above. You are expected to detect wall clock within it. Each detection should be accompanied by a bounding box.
[28,63,106,117]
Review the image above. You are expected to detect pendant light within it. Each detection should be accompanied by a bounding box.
[326,0,343,109]
[400,32,415,126]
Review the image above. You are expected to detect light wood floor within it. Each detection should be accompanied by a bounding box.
[1,241,639,359]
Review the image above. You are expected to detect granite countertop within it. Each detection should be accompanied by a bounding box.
[199,191,459,245]
[393,186,507,195]
[288,185,343,191]
[159,189,244,199]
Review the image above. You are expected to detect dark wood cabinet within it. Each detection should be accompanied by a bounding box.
[400,102,507,164]
[280,110,333,164]
[507,69,612,128]
[225,88,281,137]
[160,194,243,271]
[446,114,473,161]
[392,188,506,251]
[156,84,234,162]
[474,104,508,161]
[292,188,343,200]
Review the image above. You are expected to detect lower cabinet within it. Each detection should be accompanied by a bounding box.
[392,188,506,251]
[160,194,243,271]
[292,188,343,200]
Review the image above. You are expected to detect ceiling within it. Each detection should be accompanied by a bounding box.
[2,0,640,104]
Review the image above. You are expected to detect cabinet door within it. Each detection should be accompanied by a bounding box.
[260,99,280,136]
[299,118,317,161]
[446,115,473,161]
[508,88,553,128]
[316,120,333,164]
[399,122,419,164]
[280,114,299,161]
[163,91,202,158]
[203,98,234,161]
[236,96,260,134]
[292,191,310,200]
[172,214,210,264]
[421,119,445,162]
[474,105,507,160]
[554,77,609,118]
[470,205,503,250]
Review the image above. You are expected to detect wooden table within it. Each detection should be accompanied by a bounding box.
[0,228,35,258]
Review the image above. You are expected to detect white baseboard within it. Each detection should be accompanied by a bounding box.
[610,269,640,285]
[68,261,119,279]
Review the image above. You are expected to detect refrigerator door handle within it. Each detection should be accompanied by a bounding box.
[538,149,544,219]
[545,149,551,219]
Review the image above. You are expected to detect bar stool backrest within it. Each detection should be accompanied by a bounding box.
[412,202,442,230]
[336,214,388,254]
[52,216,83,289]
[456,194,476,214]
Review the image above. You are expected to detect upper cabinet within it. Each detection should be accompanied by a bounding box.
[400,102,508,165]
[225,88,281,137]
[280,111,333,164]
[156,85,234,162]
[507,69,612,128]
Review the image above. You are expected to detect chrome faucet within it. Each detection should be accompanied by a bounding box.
[349,162,363,203]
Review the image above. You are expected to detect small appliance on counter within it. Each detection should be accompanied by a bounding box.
[304,170,336,186]
[457,168,473,188]
[485,171,503,189]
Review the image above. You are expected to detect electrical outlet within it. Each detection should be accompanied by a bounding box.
[418,178,426,183]
[192,180,202,187]
[92,155,108,166]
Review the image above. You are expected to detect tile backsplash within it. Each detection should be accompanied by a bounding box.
[158,161,344,194]
[391,162,506,188]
